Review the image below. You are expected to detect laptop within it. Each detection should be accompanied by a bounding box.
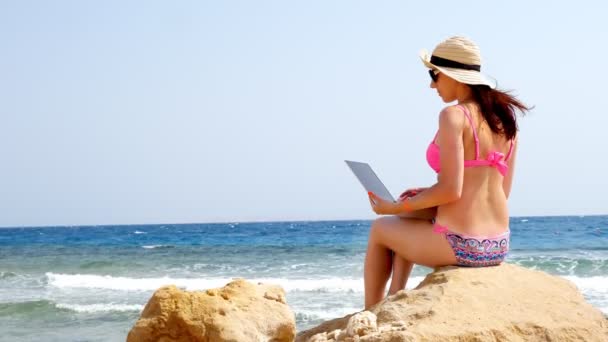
[345,160,396,202]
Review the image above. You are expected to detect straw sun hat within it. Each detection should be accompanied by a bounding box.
[420,36,497,89]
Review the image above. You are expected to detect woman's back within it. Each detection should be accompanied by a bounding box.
[436,102,515,236]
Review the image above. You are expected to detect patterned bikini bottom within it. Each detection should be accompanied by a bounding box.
[433,223,510,267]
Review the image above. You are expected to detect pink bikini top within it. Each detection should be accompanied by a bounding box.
[426,105,514,176]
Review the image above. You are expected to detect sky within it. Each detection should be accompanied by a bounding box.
[1,1,607,227]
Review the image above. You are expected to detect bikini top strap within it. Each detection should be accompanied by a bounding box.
[457,104,480,160]
[505,139,515,161]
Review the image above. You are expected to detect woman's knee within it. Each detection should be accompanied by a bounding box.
[369,216,397,241]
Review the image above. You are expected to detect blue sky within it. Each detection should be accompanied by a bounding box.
[1,1,607,227]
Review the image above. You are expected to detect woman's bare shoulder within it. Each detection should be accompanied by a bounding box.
[438,105,465,131]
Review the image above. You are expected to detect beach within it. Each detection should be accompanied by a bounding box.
[1,215,606,341]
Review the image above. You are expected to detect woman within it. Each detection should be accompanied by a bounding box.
[364,36,530,309]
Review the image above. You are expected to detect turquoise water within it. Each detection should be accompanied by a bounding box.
[1,216,607,341]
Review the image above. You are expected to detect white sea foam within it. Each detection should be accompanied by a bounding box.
[0,271,18,279]
[295,306,360,322]
[563,275,608,292]
[520,219,529,222]
[44,273,608,310]
[43,273,608,317]
[290,263,308,269]
[45,273,425,293]
[141,245,173,249]
[133,231,147,234]
[562,275,608,314]
[56,303,143,313]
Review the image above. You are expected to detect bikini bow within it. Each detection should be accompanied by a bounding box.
[486,151,508,175]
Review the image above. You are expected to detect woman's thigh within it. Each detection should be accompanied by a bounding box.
[370,216,457,268]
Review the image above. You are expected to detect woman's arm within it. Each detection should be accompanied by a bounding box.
[502,138,518,199]
[404,106,465,211]
[367,106,465,216]
[397,207,437,220]
[396,188,435,219]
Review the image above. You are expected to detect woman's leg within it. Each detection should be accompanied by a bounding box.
[364,215,456,310]
[388,255,413,295]
[388,207,437,295]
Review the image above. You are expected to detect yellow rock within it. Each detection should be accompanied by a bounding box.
[127,279,295,342]
[297,263,608,342]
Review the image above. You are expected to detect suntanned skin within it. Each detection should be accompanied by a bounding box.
[363,71,517,310]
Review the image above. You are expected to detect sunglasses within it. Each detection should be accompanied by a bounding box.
[428,69,439,83]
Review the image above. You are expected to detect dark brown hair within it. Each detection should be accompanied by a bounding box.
[468,85,531,141]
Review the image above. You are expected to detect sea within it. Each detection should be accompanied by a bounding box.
[1,215,607,341]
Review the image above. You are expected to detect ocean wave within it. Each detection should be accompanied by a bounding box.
[44,273,425,293]
[43,272,608,309]
[56,303,143,313]
[0,271,18,279]
[563,275,608,292]
[509,255,608,276]
[134,231,147,234]
[0,300,70,316]
[295,307,358,323]
[79,261,114,269]
[510,246,608,252]
[290,263,308,269]
[0,300,142,316]
[141,245,174,249]
[561,276,608,315]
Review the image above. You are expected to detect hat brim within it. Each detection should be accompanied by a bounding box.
[419,50,497,89]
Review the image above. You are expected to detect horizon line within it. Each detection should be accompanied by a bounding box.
[1,213,606,229]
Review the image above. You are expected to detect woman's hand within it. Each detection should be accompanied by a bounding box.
[398,187,427,201]
[368,192,401,215]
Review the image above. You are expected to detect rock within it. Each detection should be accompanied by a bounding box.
[127,279,295,342]
[297,263,608,342]
[345,311,377,337]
